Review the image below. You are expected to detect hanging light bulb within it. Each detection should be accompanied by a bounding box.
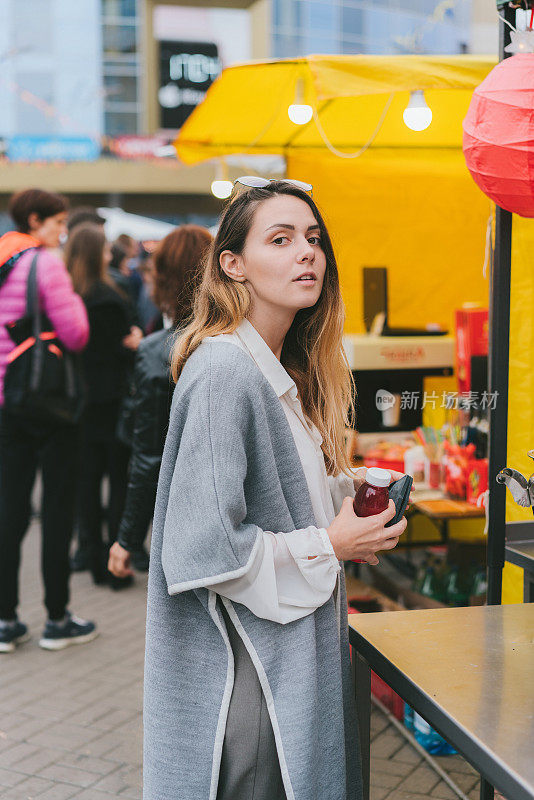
[211,180,233,199]
[211,158,233,199]
[403,90,432,132]
[288,78,313,125]
[288,104,313,125]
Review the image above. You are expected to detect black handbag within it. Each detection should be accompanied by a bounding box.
[3,251,86,424]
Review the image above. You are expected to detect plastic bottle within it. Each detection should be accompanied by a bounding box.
[413,712,457,755]
[420,567,443,602]
[352,467,391,564]
[444,566,469,607]
[470,567,487,603]
[353,467,391,517]
[404,704,415,732]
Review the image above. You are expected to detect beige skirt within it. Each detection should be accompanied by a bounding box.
[216,603,287,800]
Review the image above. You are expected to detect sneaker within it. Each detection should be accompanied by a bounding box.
[130,547,149,572]
[0,620,30,653]
[39,612,98,651]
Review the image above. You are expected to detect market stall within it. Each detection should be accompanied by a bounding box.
[174,51,534,606]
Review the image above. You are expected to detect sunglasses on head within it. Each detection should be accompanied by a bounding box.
[232,176,313,196]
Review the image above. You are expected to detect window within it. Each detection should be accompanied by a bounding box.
[305,2,338,36]
[104,74,138,103]
[342,7,363,37]
[102,0,137,18]
[104,110,139,136]
[103,23,138,55]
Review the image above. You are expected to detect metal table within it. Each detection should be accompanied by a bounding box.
[349,603,534,800]
[505,540,534,603]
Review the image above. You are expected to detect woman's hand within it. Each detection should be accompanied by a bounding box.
[122,325,143,351]
[326,497,407,565]
[108,542,134,578]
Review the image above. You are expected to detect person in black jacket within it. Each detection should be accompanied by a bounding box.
[108,224,212,579]
[65,224,143,587]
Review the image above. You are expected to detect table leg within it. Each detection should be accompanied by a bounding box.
[479,776,494,800]
[353,651,371,800]
[442,518,449,545]
[524,573,534,603]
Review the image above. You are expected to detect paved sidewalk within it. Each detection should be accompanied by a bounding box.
[1,519,481,800]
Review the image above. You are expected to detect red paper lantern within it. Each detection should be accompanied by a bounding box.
[463,54,534,217]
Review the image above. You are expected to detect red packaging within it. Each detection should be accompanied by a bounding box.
[444,442,476,500]
[455,307,488,395]
[466,458,488,506]
[364,456,405,473]
[348,606,404,720]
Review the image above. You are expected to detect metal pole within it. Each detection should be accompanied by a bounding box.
[486,3,515,608]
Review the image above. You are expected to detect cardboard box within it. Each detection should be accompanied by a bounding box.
[455,308,488,394]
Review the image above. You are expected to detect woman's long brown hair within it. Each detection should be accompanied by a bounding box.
[153,225,212,325]
[64,223,112,297]
[171,181,356,479]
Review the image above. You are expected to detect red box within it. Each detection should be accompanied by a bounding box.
[364,456,405,474]
[466,458,488,506]
[455,308,488,394]
[370,671,405,720]
[348,607,404,721]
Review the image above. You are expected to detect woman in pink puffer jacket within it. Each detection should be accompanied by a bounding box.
[0,189,98,654]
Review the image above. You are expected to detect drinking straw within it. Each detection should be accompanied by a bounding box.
[414,427,427,446]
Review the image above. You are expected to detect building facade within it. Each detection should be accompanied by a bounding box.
[0,0,497,228]
[272,0,472,59]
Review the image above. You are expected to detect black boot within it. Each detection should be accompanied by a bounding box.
[70,547,91,572]
[90,544,109,586]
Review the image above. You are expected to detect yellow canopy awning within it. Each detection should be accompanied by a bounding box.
[175,54,496,163]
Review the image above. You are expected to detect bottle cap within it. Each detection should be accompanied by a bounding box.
[366,467,391,488]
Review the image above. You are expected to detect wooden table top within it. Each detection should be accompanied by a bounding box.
[412,498,485,519]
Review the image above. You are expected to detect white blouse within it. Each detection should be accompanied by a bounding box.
[203,319,361,625]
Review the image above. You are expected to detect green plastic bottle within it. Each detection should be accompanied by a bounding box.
[445,566,468,607]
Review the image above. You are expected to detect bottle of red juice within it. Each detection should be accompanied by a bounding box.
[353,467,391,516]
[352,468,391,562]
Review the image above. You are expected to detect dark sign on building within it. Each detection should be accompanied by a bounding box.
[158,40,222,130]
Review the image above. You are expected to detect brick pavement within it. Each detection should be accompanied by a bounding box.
[1,519,481,799]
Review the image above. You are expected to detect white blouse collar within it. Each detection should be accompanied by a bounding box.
[235,318,298,401]
[235,318,323,447]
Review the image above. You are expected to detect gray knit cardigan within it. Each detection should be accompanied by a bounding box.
[144,339,362,800]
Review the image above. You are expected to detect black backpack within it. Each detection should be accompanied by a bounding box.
[3,251,86,425]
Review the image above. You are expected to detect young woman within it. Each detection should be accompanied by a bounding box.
[108,224,212,574]
[143,180,407,800]
[65,224,142,588]
[0,188,96,652]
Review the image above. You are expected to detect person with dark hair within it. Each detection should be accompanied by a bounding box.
[0,188,97,653]
[135,247,161,333]
[67,206,105,234]
[108,241,136,302]
[108,224,212,575]
[65,224,142,589]
[115,233,138,261]
[7,188,68,236]
[136,179,408,800]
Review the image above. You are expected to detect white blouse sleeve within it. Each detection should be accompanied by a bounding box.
[208,526,340,625]
[327,467,364,515]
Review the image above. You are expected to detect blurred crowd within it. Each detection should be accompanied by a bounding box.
[0,188,212,652]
